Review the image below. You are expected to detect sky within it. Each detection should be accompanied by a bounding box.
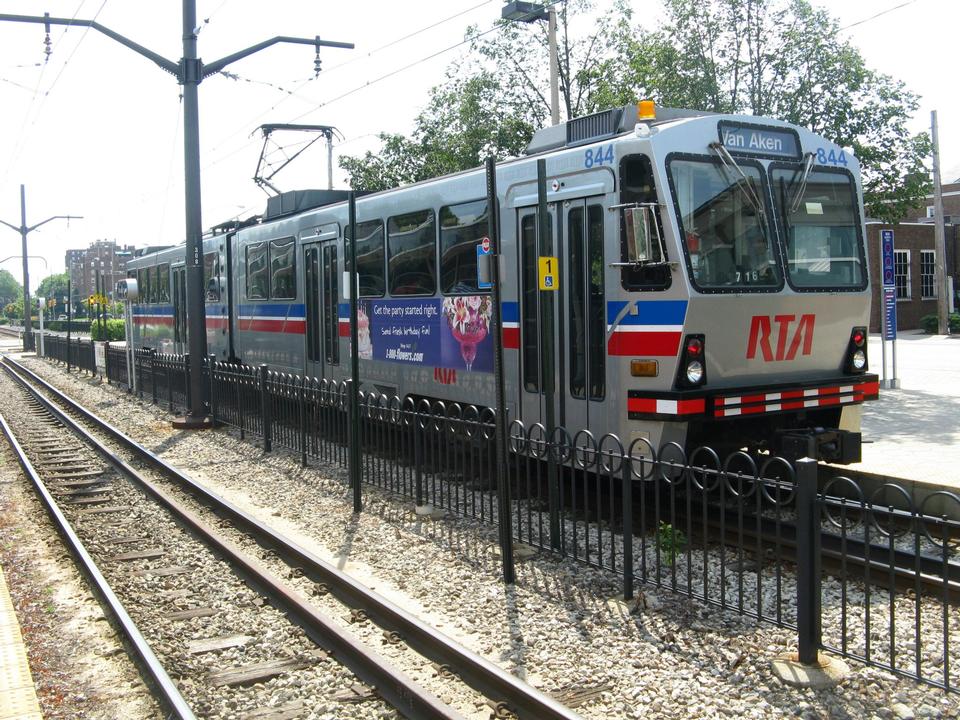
[0,0,955,291]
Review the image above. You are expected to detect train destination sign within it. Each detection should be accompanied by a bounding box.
[717,122,801,159]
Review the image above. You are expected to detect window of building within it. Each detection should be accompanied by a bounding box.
[388,209,436,295]
[921,249,936,299]
[894,249,910,300]
[926,206,935,219]
[246,243,269,299]
[270,238,296,299]
[440,199,488,294]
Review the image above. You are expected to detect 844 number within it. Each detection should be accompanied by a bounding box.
[815,147,849,167]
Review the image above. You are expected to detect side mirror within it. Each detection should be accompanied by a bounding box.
[625,206,654,263]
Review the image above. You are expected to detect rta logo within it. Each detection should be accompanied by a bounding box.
[746,314,815,361]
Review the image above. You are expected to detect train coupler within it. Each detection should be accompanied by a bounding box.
[775,427,862,464]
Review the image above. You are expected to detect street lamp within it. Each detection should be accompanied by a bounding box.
[501,1,559,126]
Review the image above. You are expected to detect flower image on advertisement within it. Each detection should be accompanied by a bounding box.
[442,295,491,371]
[357,303,373,359]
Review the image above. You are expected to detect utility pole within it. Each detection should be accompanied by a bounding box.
[501,2,560,125]
[931,111,950,335]
[0,184,81,352]
[0,7,353,425]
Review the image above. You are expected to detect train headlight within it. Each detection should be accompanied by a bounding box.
[675,334,707,389]
[844,326,868,374]
[685,360,704,384]
[851,349,866,371]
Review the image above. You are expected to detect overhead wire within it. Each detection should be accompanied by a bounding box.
[2,0,108,185]
[203,0,499,172]
[839,0,918,30]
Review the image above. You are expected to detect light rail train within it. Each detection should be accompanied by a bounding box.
[124,102,879,463]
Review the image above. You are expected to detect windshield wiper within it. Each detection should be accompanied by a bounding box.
[708,141,766,222]
[787,152,816,214]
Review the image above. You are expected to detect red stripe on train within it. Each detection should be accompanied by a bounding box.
[608,331,682,356]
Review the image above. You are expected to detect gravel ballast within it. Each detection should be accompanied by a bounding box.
[3,354,958,720]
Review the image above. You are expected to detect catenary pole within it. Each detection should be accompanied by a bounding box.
[931,110,950,335]
[0,184,81,352]
[0,9,353,421]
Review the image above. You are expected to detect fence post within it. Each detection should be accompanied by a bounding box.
[167,356,175,411]
[136,351,143,399]
[346,379,362,512]
[150,350,158,405]
[622,452,634,601]
[104,342,111,384]
[414,413,424,507]
[299,376,307,467]
[208,355,217,423]
[183,353,191,413]
[259,364,272,452]
[795,457,822,665]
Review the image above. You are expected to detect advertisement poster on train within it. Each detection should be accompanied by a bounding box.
[361,296,493,373]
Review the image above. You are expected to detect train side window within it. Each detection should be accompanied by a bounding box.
[569,204,605,400]
[388,209,436,296]
[520,213,549,394]
[137,269,149,303]
[246,242,269,299]
[345,220,385,296]
[619,154,670,291]
[156,263,170,303]
[270,238,296,299]
[203,252,220,302]
[440,199,488,294]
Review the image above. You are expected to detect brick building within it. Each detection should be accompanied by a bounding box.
[64,240,136,307]
[864,180,960,334]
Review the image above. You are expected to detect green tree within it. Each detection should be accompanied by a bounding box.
[36,272,70,317]
[341,0,928,220]
[4,298,22,321]
[0,269,22,308]
[620,0,930,221]
[341,0,634,190]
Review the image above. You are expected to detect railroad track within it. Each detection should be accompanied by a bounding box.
[0,356,580,720]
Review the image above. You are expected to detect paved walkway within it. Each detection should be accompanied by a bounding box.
[838,332,960,493]
[0,566,42,720]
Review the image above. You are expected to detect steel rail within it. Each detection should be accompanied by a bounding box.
[0,360,463,720]
[1,356,581,720]
[0,412,196,720]
[656,497,960,603]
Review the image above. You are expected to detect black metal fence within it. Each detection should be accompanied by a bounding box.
[41,334,97,375]
[44,348,960,692]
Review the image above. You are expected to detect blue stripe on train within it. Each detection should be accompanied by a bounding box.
[606,300,687,326]
[133,305,174,316]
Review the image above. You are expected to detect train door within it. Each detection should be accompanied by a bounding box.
[303,240,340,379]
[517,205,561,432]
[561,198,606,433]
[172,265,187,353]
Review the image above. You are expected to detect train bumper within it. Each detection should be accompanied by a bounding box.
[627,374,879,422]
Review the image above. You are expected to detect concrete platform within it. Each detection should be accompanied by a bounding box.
[0,565,43,720]
[834,333,960,489]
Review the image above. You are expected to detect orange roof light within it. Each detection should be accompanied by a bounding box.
[638,99,656,121]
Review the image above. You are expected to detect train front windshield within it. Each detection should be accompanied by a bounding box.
[669,154,867,293]
[770,167,866,289]
[670,158,781,290]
